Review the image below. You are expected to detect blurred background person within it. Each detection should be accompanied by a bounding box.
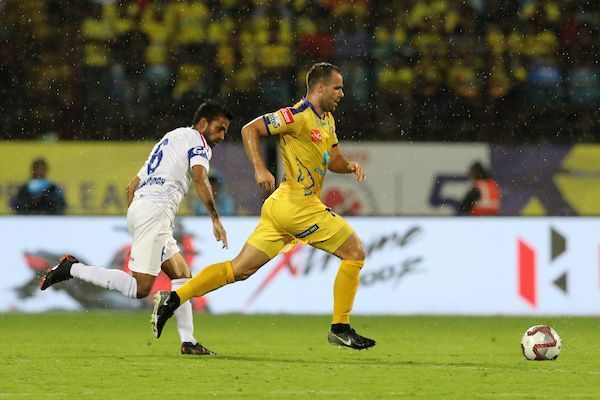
[10,158,66,215]
[194,170,236,216]
[457,161,501,216]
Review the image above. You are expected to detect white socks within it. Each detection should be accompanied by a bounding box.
[171,278,197,345]
[69,264,196,345]
[70,263,138,298]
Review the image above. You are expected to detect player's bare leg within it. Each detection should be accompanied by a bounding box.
[230,243,272,281]
[152,243,271,339]
[131,272,156,298]
[317,231,376,350]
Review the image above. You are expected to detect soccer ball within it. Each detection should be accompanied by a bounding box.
[520,325,561,361]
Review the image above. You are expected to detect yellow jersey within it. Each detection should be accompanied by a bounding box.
[262,98,338,199]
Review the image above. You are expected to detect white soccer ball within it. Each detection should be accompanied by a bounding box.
[521,325,561,361]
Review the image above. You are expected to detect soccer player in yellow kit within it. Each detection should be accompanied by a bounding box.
[151,62,376,351]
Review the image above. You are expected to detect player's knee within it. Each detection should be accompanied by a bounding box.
[172,270,191,279]
[232,255,264,281]
[346,243,366,262]
[337,233,367,262]
[233,264,259,281]
[357,245,367,261]
[234,269,251,281]
[136,287,152,298]
[135,280,154,298]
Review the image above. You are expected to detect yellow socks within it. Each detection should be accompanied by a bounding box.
[176,261,235,304]
[175,258,363,322]
[332,259,364,324]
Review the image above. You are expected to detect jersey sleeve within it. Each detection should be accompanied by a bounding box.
[187,132,211,173]
[136,164,146,179]
[262,107,302,137]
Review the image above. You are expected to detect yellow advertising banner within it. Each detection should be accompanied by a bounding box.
[4,141,600,216]
[554,144,600,215]
[1,141,198,215]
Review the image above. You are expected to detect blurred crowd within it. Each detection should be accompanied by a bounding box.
[0,0,598,143]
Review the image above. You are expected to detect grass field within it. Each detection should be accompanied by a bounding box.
[0,313,599,399]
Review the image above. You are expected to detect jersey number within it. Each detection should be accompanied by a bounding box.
[147,138,169,174]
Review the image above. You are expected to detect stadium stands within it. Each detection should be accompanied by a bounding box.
[0,0,598,142]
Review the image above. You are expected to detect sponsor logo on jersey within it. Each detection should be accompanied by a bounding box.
[311,129,322,143]
[137,176,166,189]
[188,146,208,160]
[295,224,319,238]
[280,108,294,124]
[267,112,282,128]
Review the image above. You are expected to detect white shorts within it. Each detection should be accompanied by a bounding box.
[127,198,180,276]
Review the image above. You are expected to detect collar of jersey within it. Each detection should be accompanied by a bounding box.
[302,98,326,120]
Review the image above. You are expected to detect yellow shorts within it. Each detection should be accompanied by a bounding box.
[246,195,354,259]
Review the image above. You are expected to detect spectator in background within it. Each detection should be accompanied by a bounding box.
[194,170,236,216]
[140,1,176,134]
[296,2,334,65]
[254,4,294,112]
[80,2,117,137]
[1,0,598,143]
[457,161,501,216]
[112,13,150,136]
[10,158,66,215]
[332,9,370,105]
[567,47,600,106]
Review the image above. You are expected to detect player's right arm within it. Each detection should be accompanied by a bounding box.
[191,164,228,249]
[241,116,275,192]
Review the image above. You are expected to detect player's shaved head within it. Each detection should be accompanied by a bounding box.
[306,62,342,91]
[191,100,233,125]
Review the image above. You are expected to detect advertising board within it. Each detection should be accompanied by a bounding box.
[3,216,598,315]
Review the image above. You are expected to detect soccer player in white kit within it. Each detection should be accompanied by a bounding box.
[40,101,232,355]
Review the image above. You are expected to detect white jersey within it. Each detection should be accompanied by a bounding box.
[134,127,212,221]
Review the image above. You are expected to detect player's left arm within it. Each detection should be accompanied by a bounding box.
[328,145,365,181]
[191,164,228,249]
[126,175,141,206]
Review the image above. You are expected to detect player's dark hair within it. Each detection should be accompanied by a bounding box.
[306,62,342,90]
[191,100,233,126]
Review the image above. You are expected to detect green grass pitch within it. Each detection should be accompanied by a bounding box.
[0,313,599,399]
